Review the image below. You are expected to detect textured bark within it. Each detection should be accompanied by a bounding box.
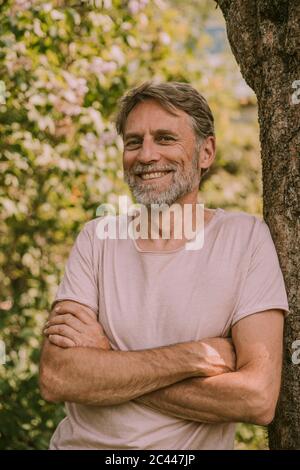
[215,0,300,449]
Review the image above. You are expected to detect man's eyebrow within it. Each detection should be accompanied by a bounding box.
[124,129,179,140]
[154,129,178,136]
[124,132,142,141]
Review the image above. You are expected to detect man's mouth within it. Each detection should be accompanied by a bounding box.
[137,170,173,181]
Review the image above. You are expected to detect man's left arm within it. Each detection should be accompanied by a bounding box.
[134,309,284,425]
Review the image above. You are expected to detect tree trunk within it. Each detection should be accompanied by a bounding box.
[214,0,300,449]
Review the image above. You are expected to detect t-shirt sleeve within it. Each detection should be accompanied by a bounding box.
[51,222,99,315]
[231,218,290,326]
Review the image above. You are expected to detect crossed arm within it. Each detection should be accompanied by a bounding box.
[135,310,284,425]
[39,300,284,426]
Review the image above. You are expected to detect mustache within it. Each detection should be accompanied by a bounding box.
[128,164,177,175]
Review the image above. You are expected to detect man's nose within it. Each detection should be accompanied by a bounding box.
[137,138,160,163]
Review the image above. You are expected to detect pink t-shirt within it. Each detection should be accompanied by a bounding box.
[49,208,289,450]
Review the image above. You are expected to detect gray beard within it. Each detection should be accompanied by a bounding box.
[124,151,200,207]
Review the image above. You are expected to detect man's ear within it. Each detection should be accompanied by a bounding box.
[198,136,216,173]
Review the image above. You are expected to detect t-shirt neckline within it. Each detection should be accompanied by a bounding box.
[131,207,225,255]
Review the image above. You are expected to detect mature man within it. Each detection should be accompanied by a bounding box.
[39,82,289,450]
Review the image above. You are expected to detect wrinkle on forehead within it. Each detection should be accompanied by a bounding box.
[124,100,193,136]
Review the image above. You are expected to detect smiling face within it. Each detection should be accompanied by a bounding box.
[123,99,204,207]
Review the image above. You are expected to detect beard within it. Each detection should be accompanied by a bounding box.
[124,150,201,207]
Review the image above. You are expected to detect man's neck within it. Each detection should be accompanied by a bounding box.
[134,191,215,251]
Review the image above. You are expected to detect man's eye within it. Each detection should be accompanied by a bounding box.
[158,136,175,142]
[126,140,141,147]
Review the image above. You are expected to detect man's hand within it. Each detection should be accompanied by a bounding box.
[198,337,236,375]
[43,303,112,350]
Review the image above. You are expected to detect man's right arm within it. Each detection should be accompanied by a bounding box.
[39,301,234,406]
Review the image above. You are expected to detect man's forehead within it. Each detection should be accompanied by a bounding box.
[124,102,190,135]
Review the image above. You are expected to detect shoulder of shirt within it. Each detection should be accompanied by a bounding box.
[219,209,270,239]
[220,208,262,225]
[81,214,127,237]
[83,215,109,228]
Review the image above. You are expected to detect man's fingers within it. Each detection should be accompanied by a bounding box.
[48,334,76,348]
[45,313,84,333]
[44,324,79,344]
[53,301,96,325]
[50,301,108,336]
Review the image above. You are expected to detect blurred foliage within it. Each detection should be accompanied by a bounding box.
[0,0,264,449]
[235,423,268,450]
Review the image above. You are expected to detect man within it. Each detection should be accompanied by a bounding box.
[39,81,289,450]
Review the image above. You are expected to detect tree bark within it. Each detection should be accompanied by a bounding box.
[214,0,300,449]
